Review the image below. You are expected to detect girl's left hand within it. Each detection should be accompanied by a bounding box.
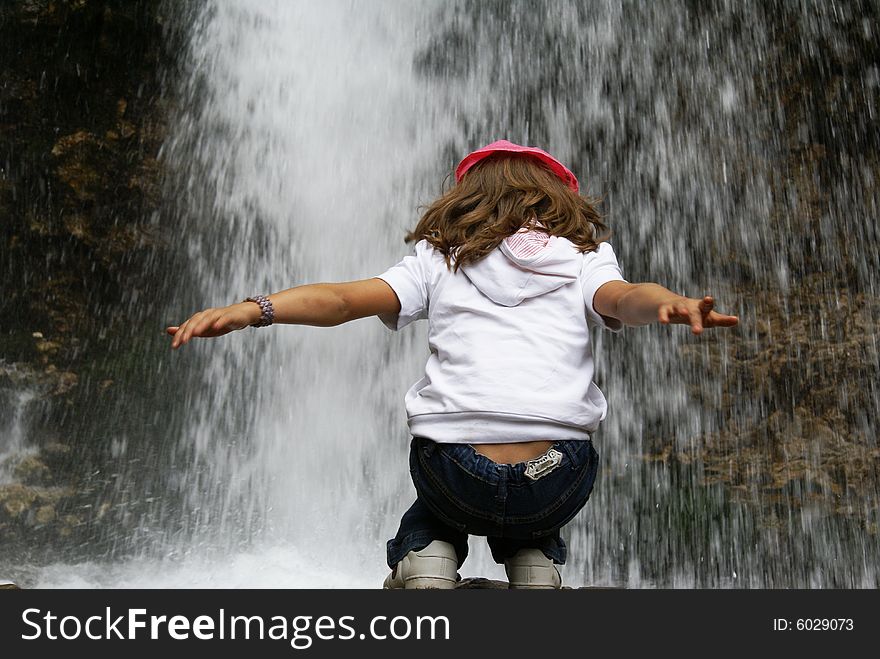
[658,295,739,335]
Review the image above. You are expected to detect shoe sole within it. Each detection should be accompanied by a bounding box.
[384,552,458,589]
[402,576,457,589]
[506,565,561,589]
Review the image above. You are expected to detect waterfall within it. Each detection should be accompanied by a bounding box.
[155,0,447,586]
[7,0,877,588]
[0,388,37,486]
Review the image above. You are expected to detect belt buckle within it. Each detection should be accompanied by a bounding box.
[524,448,563,481]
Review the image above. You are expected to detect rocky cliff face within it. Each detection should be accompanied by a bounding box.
[0,0,181,555]
[1,1,877,573]
[670,6,880,530]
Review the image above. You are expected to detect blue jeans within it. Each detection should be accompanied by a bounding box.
[387,436,600,568]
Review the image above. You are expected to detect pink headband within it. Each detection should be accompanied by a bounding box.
[454,139,579,193]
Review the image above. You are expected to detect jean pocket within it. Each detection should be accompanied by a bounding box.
[527,459,598,536]
[412,446,475,533]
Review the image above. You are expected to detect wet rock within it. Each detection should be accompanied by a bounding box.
[26,211,62,238]
[12,455,52,486]
[58,514,83,538]
[34,339,61,354]
[55,162,107,204]
[454,577,616,589]
[0,484,70,520]
[117,119,137,139]
[667,275,880,524]
[1,0,172,365]
[0,484,38,518]
[645,1,880,530]
[50,371,78,396]
[455,577,508,589]
[95,502,111,521]
[35,505,56,525]
[62,214,91,240]
[39,443,72,474]
[50,130,104,158]
[128,157,162,204]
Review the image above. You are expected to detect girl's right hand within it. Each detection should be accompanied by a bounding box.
[166,302,261,349]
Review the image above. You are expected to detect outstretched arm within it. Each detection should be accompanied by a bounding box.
[166,278,401,349]
[593,280,738,334]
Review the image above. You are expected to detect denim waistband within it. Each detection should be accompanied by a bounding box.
[415,437,590,487]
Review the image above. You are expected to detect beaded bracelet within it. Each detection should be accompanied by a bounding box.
[243,295,275,327]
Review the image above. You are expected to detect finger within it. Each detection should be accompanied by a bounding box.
[177,317,199,347]
[166,326,179,336]
[180,312,207,346]
[171,319,190,349]
[698,296,714,311]
[666,305,688,324]
[177,316,196,347]
[658,306,670,324]
[705,311,739,327]
[689,307,704,334]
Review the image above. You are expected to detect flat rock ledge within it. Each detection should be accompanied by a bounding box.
[0,578,619,590]
[456,577,620,590]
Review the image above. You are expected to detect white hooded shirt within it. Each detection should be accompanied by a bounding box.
[376,232,625,444]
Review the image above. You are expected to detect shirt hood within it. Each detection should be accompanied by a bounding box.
[460,231,581,306]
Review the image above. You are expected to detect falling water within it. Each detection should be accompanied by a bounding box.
[152,0,447,585]
[5,0,878,587]
[0,387,37,486]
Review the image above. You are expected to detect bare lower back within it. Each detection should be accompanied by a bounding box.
[471,440,554,465]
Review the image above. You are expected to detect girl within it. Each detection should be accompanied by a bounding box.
[167,140,738,589]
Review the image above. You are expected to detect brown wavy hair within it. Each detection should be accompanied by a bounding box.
[406,153,610,271]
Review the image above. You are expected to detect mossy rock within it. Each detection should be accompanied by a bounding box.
[11,455,52,486]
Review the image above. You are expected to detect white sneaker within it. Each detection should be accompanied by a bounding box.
[504,549,562,589]
[383,540,459,589]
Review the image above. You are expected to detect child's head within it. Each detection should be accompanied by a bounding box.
[407,142,610,271]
